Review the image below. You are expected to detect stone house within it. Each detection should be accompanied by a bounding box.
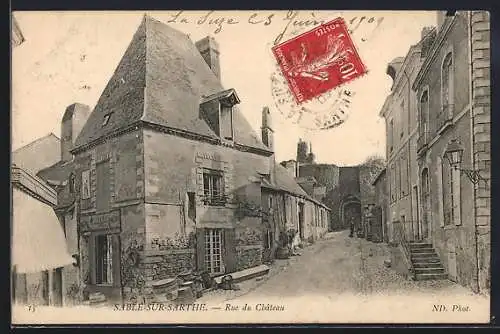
[412,11,490,293]
[371,168,388,243]
[37,15,329,304]
[11,164,74,306]
[261,164,330,262]
[381,11,490,293]
[380,26,432,243]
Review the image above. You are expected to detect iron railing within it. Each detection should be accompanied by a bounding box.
[393,220,415,278]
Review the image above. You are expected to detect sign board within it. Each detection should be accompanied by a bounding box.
[80,210,120,232]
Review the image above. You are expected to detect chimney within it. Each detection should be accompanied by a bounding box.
[195,36,221,80]
[61,103,91,162]
[261,106,274,151]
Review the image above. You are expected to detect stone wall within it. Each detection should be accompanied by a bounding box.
[471,10,491,294]
[236,246,262,270]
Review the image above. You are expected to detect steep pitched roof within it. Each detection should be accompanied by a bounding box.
[12,133,61,175]
[74,15,268,152]
[263,164,329,210]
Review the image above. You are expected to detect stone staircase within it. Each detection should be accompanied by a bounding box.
[409,242,448,281]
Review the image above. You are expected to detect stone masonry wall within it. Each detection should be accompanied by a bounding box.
[471,10,491,294]
[236,246,262,270]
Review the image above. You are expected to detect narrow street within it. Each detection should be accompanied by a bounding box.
[200,230,484,302]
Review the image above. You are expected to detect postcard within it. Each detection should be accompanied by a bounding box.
[11,10,491,324]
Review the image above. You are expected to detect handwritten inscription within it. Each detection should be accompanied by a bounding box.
[164,10,384,44]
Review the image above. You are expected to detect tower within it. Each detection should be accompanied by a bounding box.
[261,106,274,151]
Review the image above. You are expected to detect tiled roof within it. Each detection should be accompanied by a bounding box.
[263,164,329,210]
[12,133,61,175]
[74,15,268,152]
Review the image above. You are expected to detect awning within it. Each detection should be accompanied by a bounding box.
[12,188,74,274]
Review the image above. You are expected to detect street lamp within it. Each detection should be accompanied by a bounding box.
[444,139,488,186]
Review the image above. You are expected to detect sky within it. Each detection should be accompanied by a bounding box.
[12,11,437,166]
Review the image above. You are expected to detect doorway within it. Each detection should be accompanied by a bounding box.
[412,185,420,241]
[51,268,63,306]
[205,229,225,275]
[298,202,305,240]
[342,200,362,231]
[420,169,431,241]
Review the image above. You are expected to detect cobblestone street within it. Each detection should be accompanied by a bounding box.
[199,230,485,303]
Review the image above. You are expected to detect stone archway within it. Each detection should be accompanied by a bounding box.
[340,195,362,230]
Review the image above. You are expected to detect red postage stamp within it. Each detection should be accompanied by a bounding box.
[272,17,367,104]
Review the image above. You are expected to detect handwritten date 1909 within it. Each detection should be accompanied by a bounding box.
[165,10,384,43]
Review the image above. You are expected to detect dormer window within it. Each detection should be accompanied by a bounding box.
[200,88,241,142]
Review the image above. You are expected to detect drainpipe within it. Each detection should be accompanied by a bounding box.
[467,10,481,294]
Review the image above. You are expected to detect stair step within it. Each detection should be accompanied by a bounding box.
[414,273,448,281]
[409,243,433,249]
[414,267,445,274]
[413,262,443,268]
[411,255,439,260]
[411,249,435,254]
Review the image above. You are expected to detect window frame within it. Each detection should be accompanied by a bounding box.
[202,168,225,206]
[204,229,224,274]
[440,49,454,118]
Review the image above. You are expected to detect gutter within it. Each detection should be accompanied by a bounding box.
[401,68,414,240]
[467,10,481,294]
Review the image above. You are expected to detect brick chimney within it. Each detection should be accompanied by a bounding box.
[61,103,90,162]
[195,36,221,79]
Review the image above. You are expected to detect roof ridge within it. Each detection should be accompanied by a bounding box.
[13,132,60,153]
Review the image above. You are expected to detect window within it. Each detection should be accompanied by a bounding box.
[69,172,76,193]
[451,167,461,225]
[187,192,196,220]
[95,234,114,285]
[205,229,224,274]
[220,106,233,141]
[390,164,396,203]
[401,155,409,197]
[417,90,429,148]
[203,169,224,206]
[396,162,401,200]
[400,100,405,138]
[389,119,394,152]
[441,52,454,117]
[81,170,91,199]
[102,113,113,127]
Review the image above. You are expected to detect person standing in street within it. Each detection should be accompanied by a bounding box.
[349,217,356,238]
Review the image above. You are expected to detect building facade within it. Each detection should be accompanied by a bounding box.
[381,27,433,243]
[36,15,330,304]
[380,11,490,293]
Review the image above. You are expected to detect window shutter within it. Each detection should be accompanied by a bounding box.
[196,228,206,271]
[112,234,121,287]
[89,234,96,285]
[437,158,445,227]
[453,169,462,226]
[223,228,237,273]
